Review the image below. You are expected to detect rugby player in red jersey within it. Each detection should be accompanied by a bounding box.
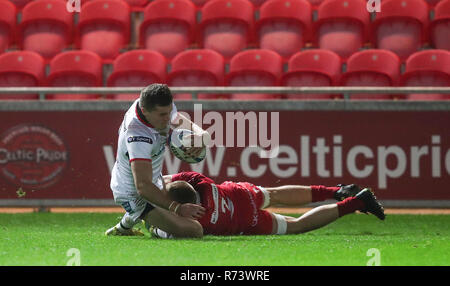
[149,171,385,237]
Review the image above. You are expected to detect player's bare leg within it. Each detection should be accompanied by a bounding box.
[264,185,312,206]
[286,204,340,234]
[106,205,203,238]
[264,184,361,208]
[270,188,385,235]
[269,205,339,235]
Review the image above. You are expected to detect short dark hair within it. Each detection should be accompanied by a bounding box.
[139,83,173,111]
[167,181,198,204]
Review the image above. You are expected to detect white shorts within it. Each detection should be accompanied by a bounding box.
[114,195,155,224]
[112,175,163,224]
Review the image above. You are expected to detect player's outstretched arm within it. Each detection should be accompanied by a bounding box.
[131,161,205,219]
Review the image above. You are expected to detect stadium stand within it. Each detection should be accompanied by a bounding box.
[402,49,450,100]
[426,0,443,6]
[431,0,450,50]
[124,0,149,11]
[256,0,312,60]
[306,0,325,8]
[281,49,342,100]
[0,51,45,99]
[227,49,283,99]
[371,0,429,61]
[46,50,103,100]
[168,49,226,100]
[314,0,370,59]
[18,0,74,61]
[199,0,255,60]
[76,0,131,62]
[0,0,16,53]
[139,0,197,60]
[249,0,267,6]
[107,49,167,100]
[0,0,448,101]
[341,49,402,100]
[8,0,32,9]
[190,0,208,6]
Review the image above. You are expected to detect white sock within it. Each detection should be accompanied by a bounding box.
[116,222,129,233]
[154,228,173,239]
[120,214,137,229]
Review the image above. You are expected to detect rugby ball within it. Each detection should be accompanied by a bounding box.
[168,129,206,163]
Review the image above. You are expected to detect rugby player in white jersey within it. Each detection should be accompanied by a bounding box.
[105,84,209,238]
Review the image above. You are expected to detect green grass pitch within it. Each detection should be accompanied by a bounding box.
[0,212,449,266]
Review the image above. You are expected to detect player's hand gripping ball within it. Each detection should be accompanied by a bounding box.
[168,129,206,163]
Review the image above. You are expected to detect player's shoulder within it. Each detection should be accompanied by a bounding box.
[123,102,158,136]
[126,125,158,148]
[123,100,139,128]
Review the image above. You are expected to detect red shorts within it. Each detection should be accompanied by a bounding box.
[242,209,273,235]
[230,182,274,235]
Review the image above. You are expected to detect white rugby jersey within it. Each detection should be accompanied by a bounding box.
[110,99,178,199]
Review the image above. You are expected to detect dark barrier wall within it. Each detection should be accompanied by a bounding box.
[0,101,449,207]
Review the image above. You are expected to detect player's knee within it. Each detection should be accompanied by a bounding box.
[189,221,204,238]
[173,220,203,238]
[286,221,305,234]
[186,220,203,238]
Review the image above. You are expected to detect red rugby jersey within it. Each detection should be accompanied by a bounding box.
[171,171,262,235]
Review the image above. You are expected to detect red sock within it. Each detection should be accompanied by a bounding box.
[310,185,340,202]
[337,197,365,217]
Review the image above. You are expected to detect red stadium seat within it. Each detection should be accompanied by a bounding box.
[8,0,33,9]
[0,51,45,100]
[256,0,312,60]
[249,0,267,6]
[168,49,225,100]
[342,49,402,100]
[77,0,131,62]
[139,0,196,60]
[426,0,442,6]
[227,49,283,99]
[124,0,149,11]
[47,51,103,100]
[402,49,450,100]
[281,49,342,100]
[372,0,429,61]
[431,0,450,50]
[107,50,167,100]
[199,0,255,60]
[18,0,73,60]
[83,0,146,7]
[0,1,16,53]
[305,0,325,8]
[314,0,370,59]
[191,0,208,6]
